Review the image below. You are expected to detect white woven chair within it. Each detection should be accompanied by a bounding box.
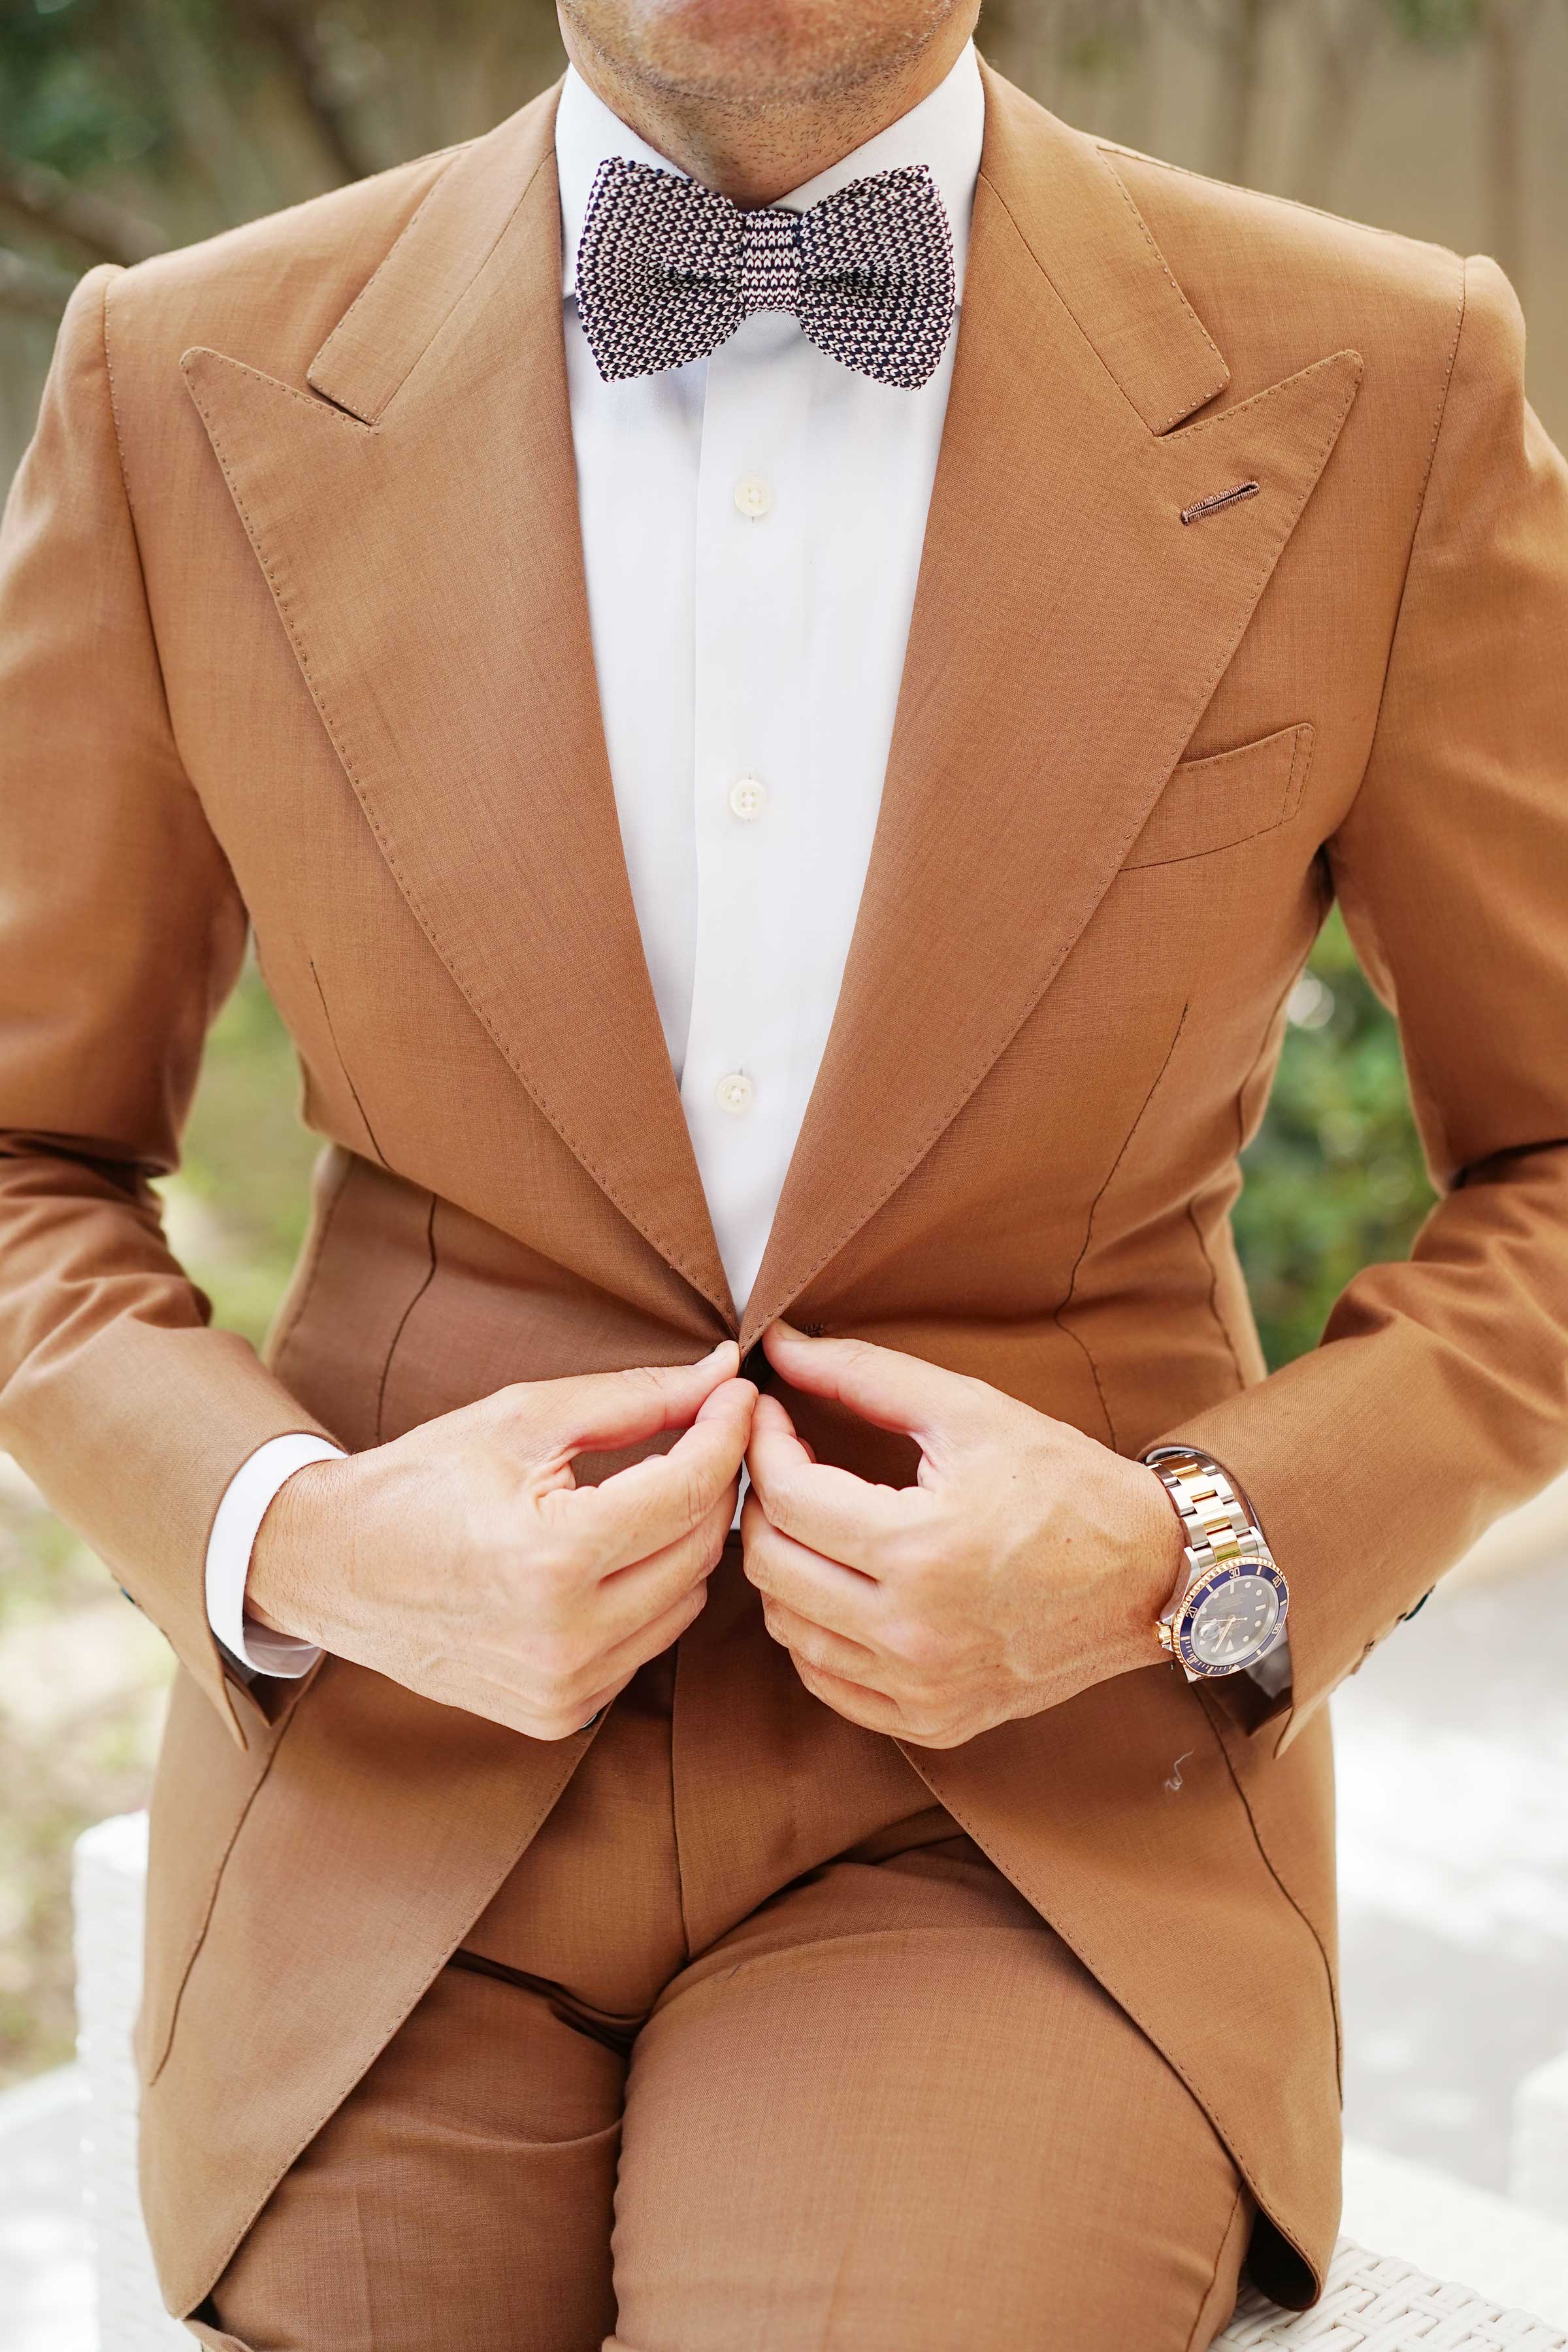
[1224,2251,1568,2347]
[73,1817,186,2351]
[73,1812,1568,2352]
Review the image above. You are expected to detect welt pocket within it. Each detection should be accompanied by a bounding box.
[1123,722,1315,870]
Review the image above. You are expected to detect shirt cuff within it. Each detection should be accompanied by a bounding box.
[204,1433,344,1678]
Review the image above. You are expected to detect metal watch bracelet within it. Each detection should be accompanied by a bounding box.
[1141,1446,1271,1605]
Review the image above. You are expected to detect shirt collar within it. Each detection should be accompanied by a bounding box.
[554,41,985,304]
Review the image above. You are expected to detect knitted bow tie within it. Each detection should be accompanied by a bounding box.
[574,155,956,390]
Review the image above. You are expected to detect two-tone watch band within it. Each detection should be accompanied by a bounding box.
[1141,1446,1269,1599]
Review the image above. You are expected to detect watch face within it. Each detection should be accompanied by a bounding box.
[1182,1567,1285,1672]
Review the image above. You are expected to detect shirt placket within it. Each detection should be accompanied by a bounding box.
[681,311,812,1315]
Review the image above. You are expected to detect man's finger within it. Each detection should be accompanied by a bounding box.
[594,1490,735,1643]
[761,1596,888,1689]
[576,1577,714,1711]
[562,1377,753,1569]
[743,1387,813,1478]
[745,1392,907,1569]
[740,1499,884,1646]
[518,1341,742,1462]
[789,1653,908,1738]
[760,1324,993,1459]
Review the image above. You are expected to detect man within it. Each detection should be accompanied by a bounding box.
[3,0,1567,2340]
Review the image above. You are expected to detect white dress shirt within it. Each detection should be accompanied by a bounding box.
[206,46,1290,1701]
[558,52,982,1303]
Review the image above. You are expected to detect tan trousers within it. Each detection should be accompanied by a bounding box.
[191,1552,1252,2351]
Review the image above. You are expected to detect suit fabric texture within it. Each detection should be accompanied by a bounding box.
[3,58,1568,2326]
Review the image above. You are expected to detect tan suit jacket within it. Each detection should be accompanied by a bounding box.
[3,61,1567,2319]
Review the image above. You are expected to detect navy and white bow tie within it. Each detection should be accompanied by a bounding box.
[574,155,956,390]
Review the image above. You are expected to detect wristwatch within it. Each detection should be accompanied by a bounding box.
[1141,1446,1290,1680]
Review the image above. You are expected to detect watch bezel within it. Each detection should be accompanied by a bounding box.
[1173,1556,1290,1678]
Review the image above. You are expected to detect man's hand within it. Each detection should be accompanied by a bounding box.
[248,1343,754,1741]
[741,1325,1184,1749]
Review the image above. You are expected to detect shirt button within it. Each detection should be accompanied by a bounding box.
[715,1071,755,1116]
[733,477,774,520]
[728,774,768,822]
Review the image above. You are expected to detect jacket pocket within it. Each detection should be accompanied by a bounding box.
[1124,722,1315,869]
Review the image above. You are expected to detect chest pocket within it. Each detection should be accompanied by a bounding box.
[1124,721,1315,869]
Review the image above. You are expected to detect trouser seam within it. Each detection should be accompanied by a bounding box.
[667,1638,694,1967]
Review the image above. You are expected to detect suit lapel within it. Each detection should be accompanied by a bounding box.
[182,88,736,1327]
[742,73,1362,1345]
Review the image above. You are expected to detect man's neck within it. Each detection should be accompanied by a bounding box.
[555,15,977,208]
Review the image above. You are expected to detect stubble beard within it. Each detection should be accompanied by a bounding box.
[556,0,963,122]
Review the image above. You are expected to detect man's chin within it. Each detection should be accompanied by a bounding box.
[559,0,956,109]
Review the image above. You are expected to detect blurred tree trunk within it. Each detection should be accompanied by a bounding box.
[980,0,1154,141]
[1172,0,1289,188]
[1478,0,1541,289]
[137,0,286,226]
[0,248,78,321]
[1209,0,1274,185]
[231,0,378,185]
[1290,0,1387,204]
[0,157,167,269]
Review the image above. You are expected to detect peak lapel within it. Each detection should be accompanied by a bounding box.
[182,89,734,1327]
[742,76,1361,1345]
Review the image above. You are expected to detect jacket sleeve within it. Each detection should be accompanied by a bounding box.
[0,266,335,1747]
[1157,254,1568,1756]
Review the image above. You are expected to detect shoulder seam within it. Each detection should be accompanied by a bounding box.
[1409,252,1471,532]
[1340,250,1469,834]
[97,264,136,514]
[99,266,189,761]
[1380,250,1469,649]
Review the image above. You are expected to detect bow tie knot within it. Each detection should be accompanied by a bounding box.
[575,156,956,390]
[736,205,805,315]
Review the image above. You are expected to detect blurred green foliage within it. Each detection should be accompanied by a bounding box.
[1237,910,1434,1367]
[0,3,154,177]
[161,961,319,1348]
